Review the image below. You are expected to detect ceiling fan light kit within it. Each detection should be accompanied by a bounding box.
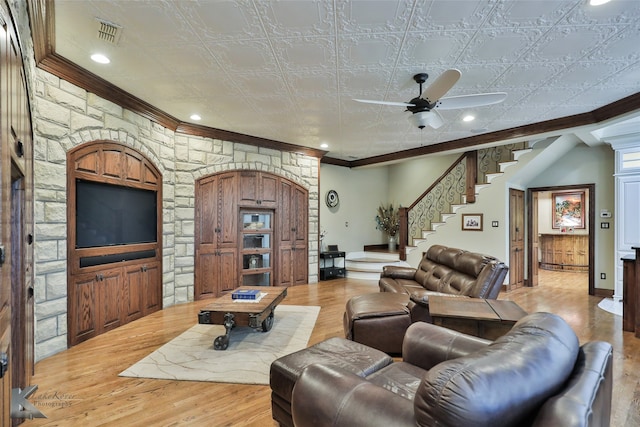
[409,111,443,129]
[354,69,507,129]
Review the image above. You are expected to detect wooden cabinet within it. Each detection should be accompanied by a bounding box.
[195,171,308,299]
[124,261,161,322]
[239,171,278,207]
[240,211,273,286]
[69,267,124,344]
[195,173,238,299]
[539,234,588,272]
[278,180,308,286]
[67,142,163,346]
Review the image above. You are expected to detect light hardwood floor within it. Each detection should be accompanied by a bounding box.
[26,270,639,427]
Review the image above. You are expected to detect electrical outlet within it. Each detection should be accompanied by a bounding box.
[600,273,606,280]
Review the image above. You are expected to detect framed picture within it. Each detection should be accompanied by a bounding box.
[462,214,483,231]
[553,191,585,229]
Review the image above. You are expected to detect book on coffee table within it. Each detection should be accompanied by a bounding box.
[231,289,262,300]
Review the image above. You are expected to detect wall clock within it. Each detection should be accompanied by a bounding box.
[326,190,339,208]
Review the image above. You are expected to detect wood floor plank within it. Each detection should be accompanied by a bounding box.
[26,272,638,426]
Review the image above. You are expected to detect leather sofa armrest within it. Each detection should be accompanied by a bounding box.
[401,322,491,371]
[381,265,417,280]
[292,364,416,427]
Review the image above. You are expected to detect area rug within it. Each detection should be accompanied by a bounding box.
[119,305,320,385]
[598,298,622,316]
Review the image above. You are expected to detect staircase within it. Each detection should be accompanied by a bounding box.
[403,144,532,258]
[345,250,409,281]
[343,143,535,280]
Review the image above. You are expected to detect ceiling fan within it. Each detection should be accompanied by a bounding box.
[353,69,507,129]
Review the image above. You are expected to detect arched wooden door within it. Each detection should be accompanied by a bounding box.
[194,171,308,300]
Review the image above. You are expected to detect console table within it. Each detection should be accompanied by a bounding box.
[429,296,527,340]
[539,234,588,272]
[319,251,346,280]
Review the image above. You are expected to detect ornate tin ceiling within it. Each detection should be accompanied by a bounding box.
[53,0,640,160]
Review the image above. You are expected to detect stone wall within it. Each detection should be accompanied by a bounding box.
[32,68,320,361]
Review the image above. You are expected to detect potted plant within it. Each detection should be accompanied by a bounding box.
[375,203,400,250]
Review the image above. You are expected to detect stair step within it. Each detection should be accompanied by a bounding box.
[345,251,408,280]
[441,213,456,221]
[475,183,491,193]
[499,160,518,172]
[486,172,503,183]
[512,148,532,161]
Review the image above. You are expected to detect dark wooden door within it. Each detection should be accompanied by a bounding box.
[509,189,525,289]
[530,191,539,287]
[1,4,35,421]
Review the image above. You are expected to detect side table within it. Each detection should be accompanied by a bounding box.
[429,296,527,340]
[320,251,346,280]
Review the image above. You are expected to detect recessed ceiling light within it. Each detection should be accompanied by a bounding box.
[90,53,110,64]
[190,114,201,121]
[463,115,475,122]
[589,0,611,5]
[320,143,328,149]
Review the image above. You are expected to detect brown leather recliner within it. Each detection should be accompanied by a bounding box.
[289,312,613,427]
[379,244,509,322]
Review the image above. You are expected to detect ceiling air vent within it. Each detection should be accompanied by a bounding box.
[95,18,122,45]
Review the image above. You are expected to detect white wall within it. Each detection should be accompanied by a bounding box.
[529,144,615,290]
[387,153,460,205]
[319,164,389,252]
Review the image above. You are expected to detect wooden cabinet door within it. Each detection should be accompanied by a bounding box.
[143,262,161,314]
[260,174,278,207]
[124,265,145,323]
[292,246,308,285]
[278,247,294,287]
[195,251,218,299]
[278,180,308,286]
[69,267,123,345]
[279,180,294,245]
[126,261,161,318]
[195,173,237,298]
[217,172,237,247]
[239,171,277,207]
[218,249,238,293]
[100,268,124,333]
[292,185,307,246]
[69,272,100,345]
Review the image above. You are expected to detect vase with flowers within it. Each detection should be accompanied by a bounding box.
[375,203,400,250]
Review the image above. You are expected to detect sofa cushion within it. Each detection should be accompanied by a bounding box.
[413,312,580,427]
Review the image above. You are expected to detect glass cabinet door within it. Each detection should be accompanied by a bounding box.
[240,211,273,286]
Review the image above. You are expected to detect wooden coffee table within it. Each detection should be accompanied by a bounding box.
[429,296,527,340]
[197,286,287,350]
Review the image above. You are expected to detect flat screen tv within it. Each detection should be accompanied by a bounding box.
[76,179,158,248]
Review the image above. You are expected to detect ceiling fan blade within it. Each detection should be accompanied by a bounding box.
[430,109,444,129]
[353,99,415,107]
[435,92,507,110]
[421,69,461,103]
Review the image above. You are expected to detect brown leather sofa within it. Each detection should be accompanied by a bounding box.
[379,244,508,323]
[288,312,613,427]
